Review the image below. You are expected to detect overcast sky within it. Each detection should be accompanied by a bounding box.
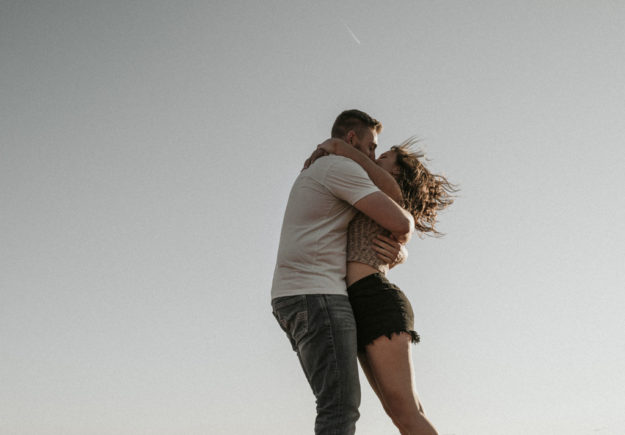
[2,1,625,434]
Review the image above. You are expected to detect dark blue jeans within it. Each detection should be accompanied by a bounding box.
[272,294,361,435]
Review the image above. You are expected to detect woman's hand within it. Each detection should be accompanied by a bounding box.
[317,138,353,157]
[301,138,354,171]
[301,147,329,171]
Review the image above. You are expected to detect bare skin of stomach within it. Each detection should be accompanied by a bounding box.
[346,262,383,287]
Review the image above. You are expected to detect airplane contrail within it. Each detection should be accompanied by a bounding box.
[341,19,361,45]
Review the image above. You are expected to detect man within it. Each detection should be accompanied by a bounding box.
[271,109,414,434]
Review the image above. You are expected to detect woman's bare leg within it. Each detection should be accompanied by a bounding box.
[365,333,438,435]
[358,351,402,429]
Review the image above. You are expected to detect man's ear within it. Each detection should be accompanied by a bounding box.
[345,130,356,145]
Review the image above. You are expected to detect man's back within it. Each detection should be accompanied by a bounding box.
[271,155,379,299]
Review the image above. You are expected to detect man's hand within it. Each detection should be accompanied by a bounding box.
[372,234,408,267]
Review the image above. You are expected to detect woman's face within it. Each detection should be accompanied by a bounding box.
[376,150,400,176]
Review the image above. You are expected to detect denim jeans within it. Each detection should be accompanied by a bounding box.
[272,294,361,435]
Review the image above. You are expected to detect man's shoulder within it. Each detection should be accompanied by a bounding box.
[311,155,366,176]
[298,156,372,197]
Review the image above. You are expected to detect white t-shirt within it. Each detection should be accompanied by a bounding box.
[271,155,380,299]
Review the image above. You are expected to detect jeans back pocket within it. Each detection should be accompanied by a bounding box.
[272,295,309,348]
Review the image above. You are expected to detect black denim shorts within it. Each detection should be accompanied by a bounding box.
[347,273,420,351]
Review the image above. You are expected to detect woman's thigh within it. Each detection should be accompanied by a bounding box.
[358,351,388,409]
[364,332,424,414]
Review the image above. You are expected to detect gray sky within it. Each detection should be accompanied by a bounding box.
[2,1,624,434]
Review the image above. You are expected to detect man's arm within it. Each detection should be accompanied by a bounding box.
[353,191,414,244]
[316,147,414,244]
[318,139,403,203]
[319,139,412,251]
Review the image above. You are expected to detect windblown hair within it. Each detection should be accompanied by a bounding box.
[331,109,383,140]
[392,137,457,236]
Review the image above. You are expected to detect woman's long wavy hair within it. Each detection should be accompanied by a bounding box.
[392,137,457,236]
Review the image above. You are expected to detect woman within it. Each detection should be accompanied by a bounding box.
[318,137,455,435]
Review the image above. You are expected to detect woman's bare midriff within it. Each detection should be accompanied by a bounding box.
[346,261,383,287]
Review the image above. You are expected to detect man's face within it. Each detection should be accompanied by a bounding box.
[348,128,378,160]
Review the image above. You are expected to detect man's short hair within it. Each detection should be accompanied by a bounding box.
[331,109,383,139]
